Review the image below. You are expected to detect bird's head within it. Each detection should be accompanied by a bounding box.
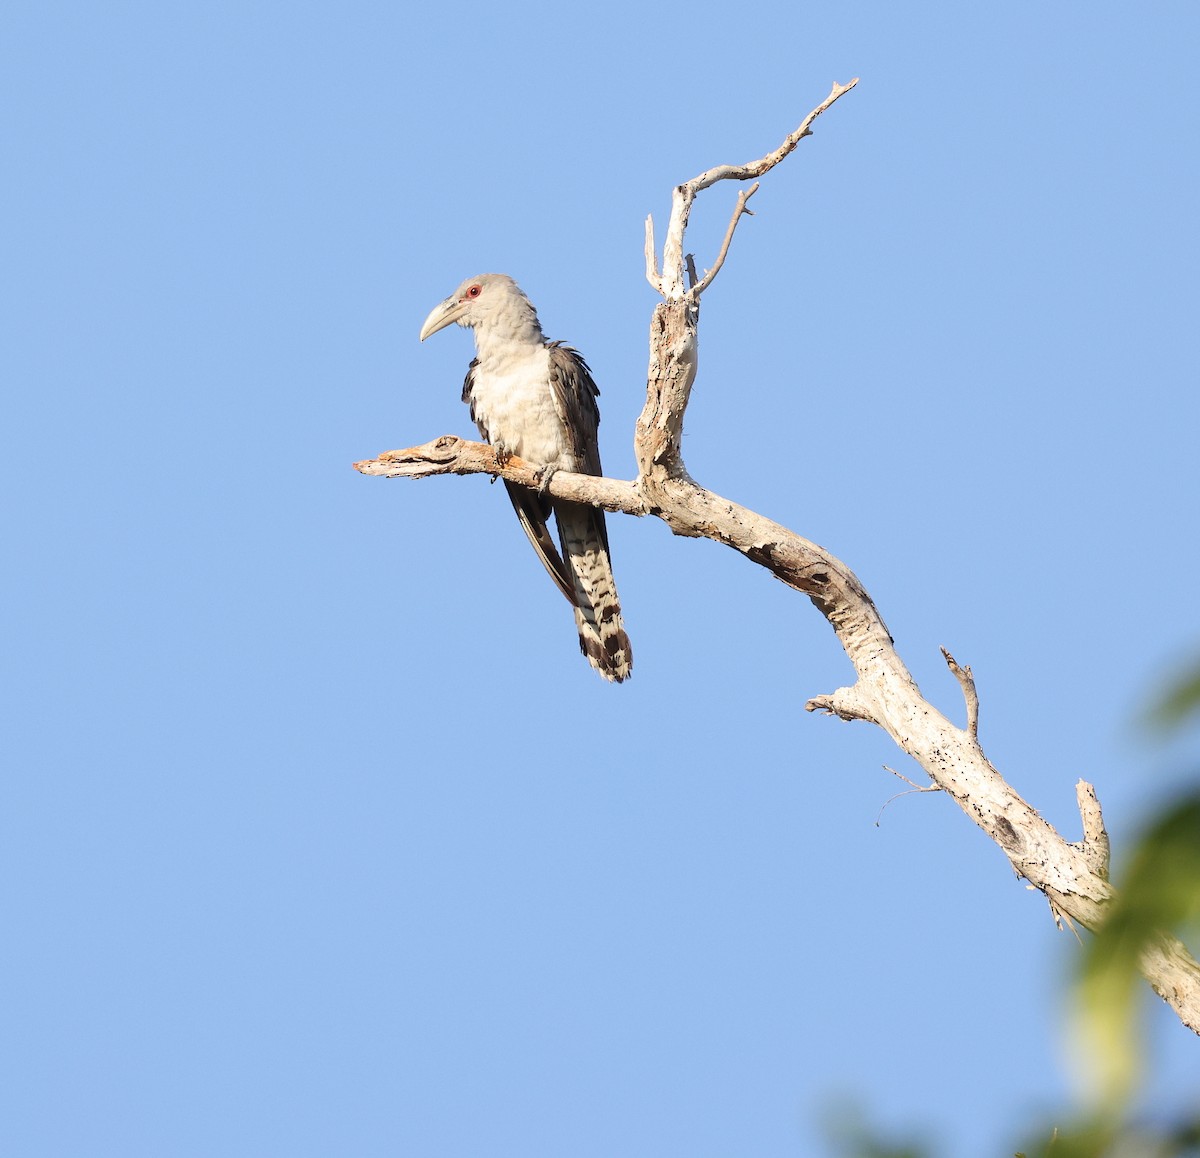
[418,273,542,344]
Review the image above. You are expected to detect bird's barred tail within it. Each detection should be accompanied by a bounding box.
[555,501,632,683]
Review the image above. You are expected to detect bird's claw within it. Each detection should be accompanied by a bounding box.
[490,442,512,483]
[534,465,559,496]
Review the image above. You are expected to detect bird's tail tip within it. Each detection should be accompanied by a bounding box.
[579,625,633,683]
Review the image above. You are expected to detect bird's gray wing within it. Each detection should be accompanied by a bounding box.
[546,343,603,476]
[462,359,576,605]
[545,343,631,681]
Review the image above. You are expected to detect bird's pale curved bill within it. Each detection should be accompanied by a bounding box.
[418,297,469,342]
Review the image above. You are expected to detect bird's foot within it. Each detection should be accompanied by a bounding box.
[534,464,559,496]
[490,442,512,484]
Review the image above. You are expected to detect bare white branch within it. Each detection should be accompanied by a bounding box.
[688,78,859,193]
[354,436,649,518]
[941,646,980,741]
[652,78,858,300]
[1075,779,1111,880]
[644,215,662,293]
[359,78,1200,1035]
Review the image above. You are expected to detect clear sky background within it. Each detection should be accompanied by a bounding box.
[5,2,1199,1155]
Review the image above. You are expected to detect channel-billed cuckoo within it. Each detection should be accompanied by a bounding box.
[420,274,632,682]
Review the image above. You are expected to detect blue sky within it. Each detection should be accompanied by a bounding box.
[5,2,1199,1155]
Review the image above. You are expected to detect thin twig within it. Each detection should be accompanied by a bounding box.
[883,764,938,791]
[686,78,859,194]
[875,766,942,825]
[690,184,759,299]
[1044,892,1084,942]
[653,78,858,299]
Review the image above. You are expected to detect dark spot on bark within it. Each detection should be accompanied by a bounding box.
[995,816,1019,850]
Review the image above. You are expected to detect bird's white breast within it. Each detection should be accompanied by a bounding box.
[471,345,572,468]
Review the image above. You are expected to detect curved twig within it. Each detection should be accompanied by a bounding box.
[689,183,759,299]
[653,78,859,300]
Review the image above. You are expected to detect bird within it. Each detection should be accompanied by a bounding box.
[419,273,633,683]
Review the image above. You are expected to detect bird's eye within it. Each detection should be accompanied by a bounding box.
[466,285,482,298]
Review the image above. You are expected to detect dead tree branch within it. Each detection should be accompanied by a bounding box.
[354,436,647,517]
[648,77,858,302]
[691,182,758,298]
[941,646,981,741]
[355,80,1200,1034]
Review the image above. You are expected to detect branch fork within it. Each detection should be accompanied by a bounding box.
[354,79,1200,1034]
[645,79,858,301]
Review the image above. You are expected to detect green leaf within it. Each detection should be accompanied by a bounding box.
[1145,662,1200,732]
[1073,794,1200,1107]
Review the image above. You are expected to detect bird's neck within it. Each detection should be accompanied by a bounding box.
[471,317,544,364]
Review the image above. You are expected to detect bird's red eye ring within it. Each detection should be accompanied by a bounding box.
[466,284,482,298]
